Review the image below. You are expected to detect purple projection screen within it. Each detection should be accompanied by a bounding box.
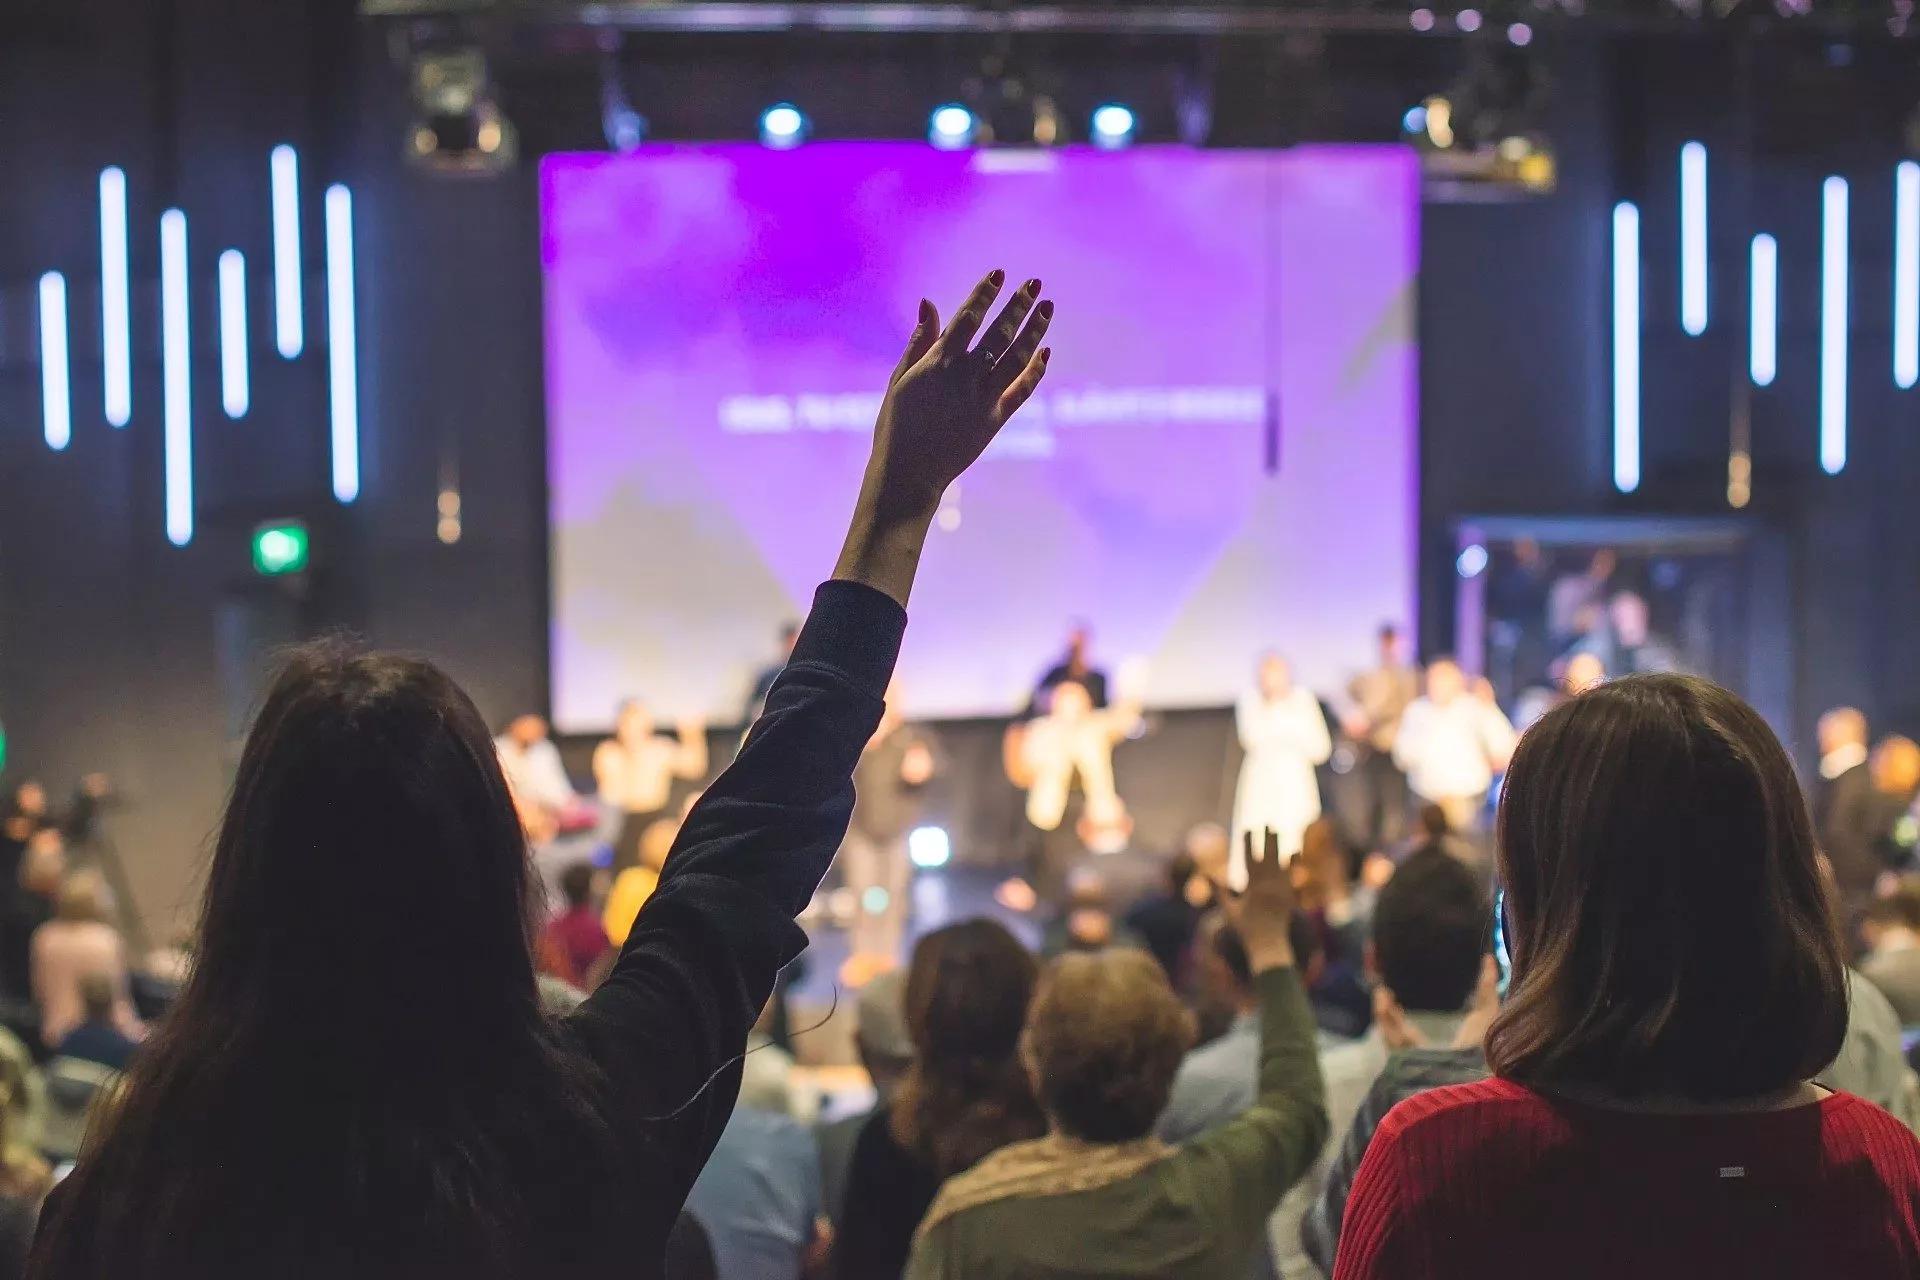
[542,144,1417,729]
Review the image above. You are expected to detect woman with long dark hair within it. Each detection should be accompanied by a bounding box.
[29,270,1055,1280]
[1334,674,1920,1279]
[829,919,1046,1279]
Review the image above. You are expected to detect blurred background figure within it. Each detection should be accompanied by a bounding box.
[1233,654,1332,882]
[839,690,939,985]
[1342,626,1419,855]
[1546,547,1617,650]
[817,970,914,1230]
[1868,736,1920,879]
[494,713,579,846]
[593,699,706,873]
[1392,659,1516,842]
[1860,885,1920,1027]
[1814,706,1877,918]
[30,870,143,1051]
[1002,679,1143,913]
[535,861,611,992]
[1032,620,1110,712]
[743,620,802,726]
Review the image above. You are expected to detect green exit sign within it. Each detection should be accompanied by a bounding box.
[251,520,310,576]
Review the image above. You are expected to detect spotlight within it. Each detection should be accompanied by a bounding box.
[1508,22,1534,45]
[1090,103,1137,150]
[908,826,952,869]
[760,103,809,149]
[1457,8,1484,31]
[929,103,977,150]
[408,48,515,173]
[600,57,648,154]
[1411,7,1437,29]
[1456,544,1490,579]
[1402,104,1429,135]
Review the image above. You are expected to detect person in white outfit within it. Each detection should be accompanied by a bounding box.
[1392,657,1518,838]
[1232,654,1332,887]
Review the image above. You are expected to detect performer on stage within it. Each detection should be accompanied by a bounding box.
[495,715,579,846]
[1030,621,1110,712]
[1000,677,1141,911]
[841,691,939,979]
[1231,653,1331,883]
[1342,623,1420,853]
[1392,657,1517,841]
[592,700,708,872]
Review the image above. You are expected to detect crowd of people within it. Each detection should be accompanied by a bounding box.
[8,271,1920,1278]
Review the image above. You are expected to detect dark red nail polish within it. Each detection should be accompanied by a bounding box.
[1040,347,1052,363]
[988,269,1006,286]
[1038,300,1054,318]
[1025,278,1041,294]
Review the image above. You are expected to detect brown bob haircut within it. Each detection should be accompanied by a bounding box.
[1023,949,1196,1142]
[1485,673,1848,1101]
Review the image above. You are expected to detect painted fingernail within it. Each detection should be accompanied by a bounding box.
[1040,347,1052,363]
[1024,277,1042,295]
[1038,300,1054,319]
[988,269,1006,286]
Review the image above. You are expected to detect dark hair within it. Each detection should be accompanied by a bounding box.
[1867,886,1920,932]
[1024,950,1194,1142]
[1485,673,1848,1101]
[1417,802,1452,840]
[35,641,628,1277]
[1165,852,1197,893]
[559,861,596,909]
[1211,910,1317,991]
[77,971,115,1022]
[1371,849,1489,1012]
[891,919,1046,1177]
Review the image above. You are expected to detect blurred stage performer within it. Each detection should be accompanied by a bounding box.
[1231,652,1331,885]
[999,673,1143,912]
[1392,657,1518,840]
[495,715,584,845]
[1342,624,1420,853]
[841,689,939,982]
[1030,621,1110,712]
[592,699,707,872]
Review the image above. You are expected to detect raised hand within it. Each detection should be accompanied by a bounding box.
[865,271,1054,519]
[1222,828,1298,974]
[834,270,1056,607]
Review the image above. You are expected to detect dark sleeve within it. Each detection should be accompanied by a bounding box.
[1303,1061,1407,1275]
[828,1108,935,1280]
[562,580,904,1189]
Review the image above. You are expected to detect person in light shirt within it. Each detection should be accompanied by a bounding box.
[1233,653,1332,885]
[592,699,707,873]
[1392,658,1517,839]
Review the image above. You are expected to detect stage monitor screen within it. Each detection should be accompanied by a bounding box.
[542,143,1418,729]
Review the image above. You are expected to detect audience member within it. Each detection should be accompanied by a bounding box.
[818,971,914,1227]
[0,839,64,1021]
[1040,868,1145,959]
[1863,887,1920,1026]
[592,699,707,872]
[28,266,1055,1278]
[841,693,939,979]
[1233,653,1333,870]
[665,1212,721,1280]
[51,972,137,1073]
[1333,674,1920,1278]
[535,862,611,991]
[0,1063,50,1280]
[1391,658,1516,839]
[1815,705,1879,912]
[1822,967,1920,1132]
[29,871,143,1051]
[1869,736,1920,876]
[684,1099,826,1280]
[601,816,677,946]
[830,920,1045,1279]
[1122,829,1222,985]
[907,830,1327,1278]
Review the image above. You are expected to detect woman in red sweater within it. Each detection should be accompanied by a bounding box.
[1335,673,1920,1279]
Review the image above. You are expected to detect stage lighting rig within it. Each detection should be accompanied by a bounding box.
[600,53,648,153]
[408,47,516,173]
[1403,36,1555,197]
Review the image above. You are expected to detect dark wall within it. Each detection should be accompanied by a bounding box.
[4,13,1918,939]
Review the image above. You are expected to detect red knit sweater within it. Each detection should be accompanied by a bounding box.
[1333,1076,1920,1279]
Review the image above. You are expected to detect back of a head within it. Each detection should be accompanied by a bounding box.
[1866,885,1920,933]
[1487,673,1847,1101]
[1024,949,1195,1143]
[77,970,115,1023]
[854,969,914,1086]
[559,861,597,910]
[1820,706,1868,754]
[1370,849,1488,1013]
[38,641,608,1276]
[892,919,1045,1176]
[55,870,107,925]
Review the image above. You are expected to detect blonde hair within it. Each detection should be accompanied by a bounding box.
[56,870,108,924]
[1872,736,1920,796]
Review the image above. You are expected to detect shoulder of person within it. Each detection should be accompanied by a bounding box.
[1374,1074,1532,1145]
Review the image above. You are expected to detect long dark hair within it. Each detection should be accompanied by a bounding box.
[32,642,626,1278]
[1485,673,1848,1101]
[890,919,1045,1177]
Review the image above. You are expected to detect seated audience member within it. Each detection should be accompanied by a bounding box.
[818,971,913,1228]
[831,920,1045,1280]
[602,816,678,947]
[52,973,137,1073]
[684,1099,826,1280]
[907,831,1328,1279]
[1124,825,1226,984]
[30,871,142,1050]
[0,838,64,1019]
[1815,705,1879,914]
[535,862,611,990]
[1332,674,1920,1279]
[0,776,105,896]
[1863,886,1920,1026]
[0,1065,50,1280]
[29,268,1056,1277]
[1040,868,1146,959]
[1869,736,1920,876]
